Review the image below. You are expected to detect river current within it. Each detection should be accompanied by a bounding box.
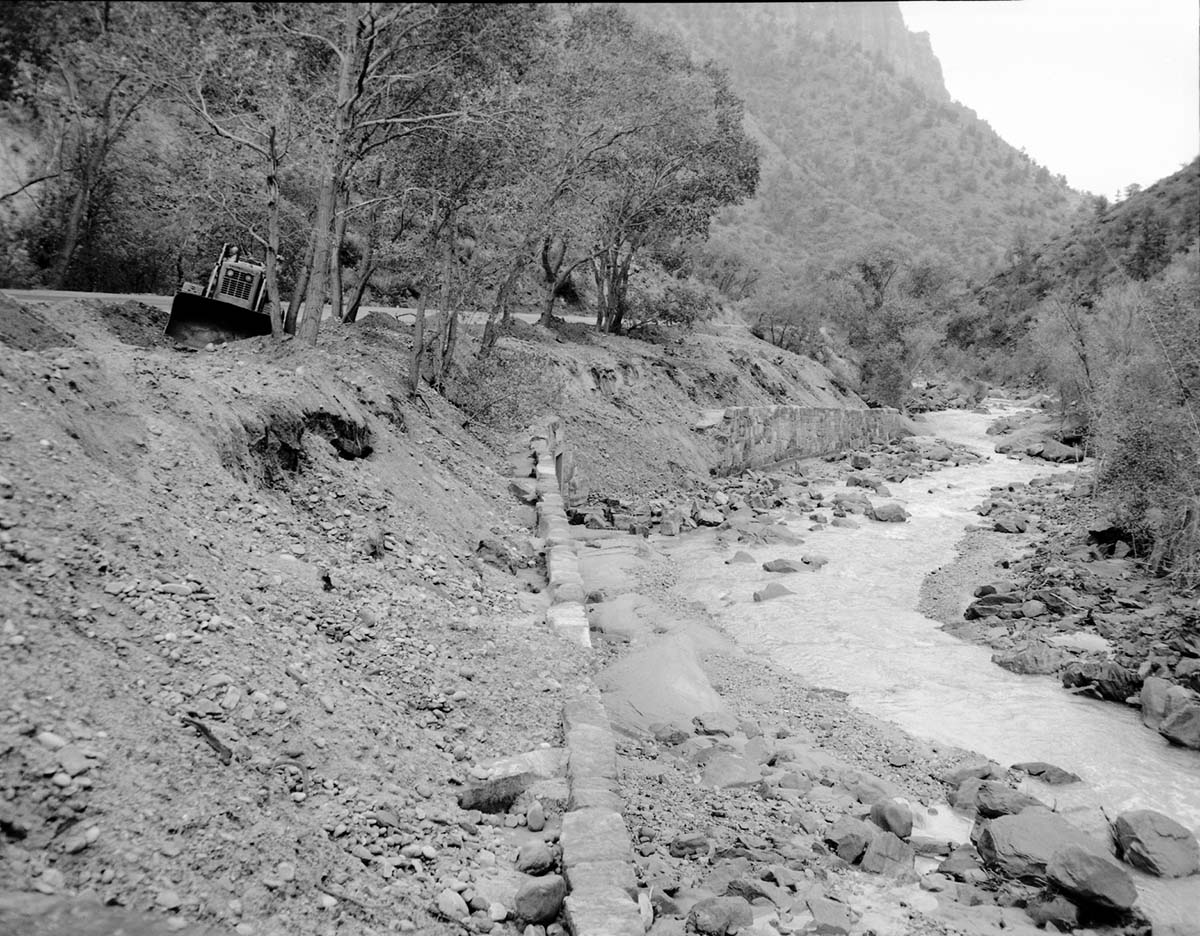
[667,403,1200,930]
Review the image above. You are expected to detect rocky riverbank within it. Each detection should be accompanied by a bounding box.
[918,434,1200,752]
[556,414,1199,936]
[573,498,1192,935]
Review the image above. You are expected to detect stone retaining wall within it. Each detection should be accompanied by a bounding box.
[700,405,913,475]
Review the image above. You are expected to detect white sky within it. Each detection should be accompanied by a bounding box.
[898,0,1200,198]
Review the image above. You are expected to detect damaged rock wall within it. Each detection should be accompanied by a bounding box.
[703,405,913,475]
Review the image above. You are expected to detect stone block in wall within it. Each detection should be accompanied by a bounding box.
[564,691,609,733]
[563,889,644,936]
[562,809,635,869]
[547,603,590,647]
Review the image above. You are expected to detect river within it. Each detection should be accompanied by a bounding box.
[666,402,1200,931]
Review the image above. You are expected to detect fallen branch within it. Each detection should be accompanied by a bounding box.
[180,714,232,765]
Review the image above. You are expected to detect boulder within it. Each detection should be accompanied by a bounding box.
[869,502,908,523]
[753,582,793,602]
[762,558,806,573]
[1010,762,1081,785]
[725,550,756,564]
[1033,439,1082,462]
[1160,699,1200,749]
[993,641,1071,676]
[974,809,1106,881]
[826,815,877,863]
[669,832,710,859]
[515,840,556,875]
[694,710,739,736]
[686,896,753,936]
[993,514,1029,534]
[1112,809,1200,877]
[1139,675,1175,729]
[1047,844,1137,911]
[869,799,913,839]
[513,874,566,924]
[806,894,853,935]
[975,781,1046,818]
[437,888,470,921]
[1025,892,1079,930]
[695,508,726,527]
[964,592,1023,619]
[859,830,915,876]
[1061,661,1141,703]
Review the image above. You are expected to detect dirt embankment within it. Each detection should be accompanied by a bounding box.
[0,295,879,936]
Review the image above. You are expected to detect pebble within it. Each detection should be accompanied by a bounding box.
[438,888,469,920]
[37,731,68,749]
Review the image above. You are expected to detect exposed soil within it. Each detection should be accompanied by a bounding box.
[0,295,866,936]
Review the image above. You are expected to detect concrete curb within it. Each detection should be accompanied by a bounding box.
[529,418,591,648]
[561,688,644,936]
[518,417,644,934]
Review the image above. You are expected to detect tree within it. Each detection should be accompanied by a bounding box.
[4,3,154,287]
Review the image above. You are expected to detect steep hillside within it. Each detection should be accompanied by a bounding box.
[629,2,1086,282]
[961,157,1200,352]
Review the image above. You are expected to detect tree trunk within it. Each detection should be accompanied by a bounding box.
[539,234,565,327]
[342,199,378,324]
[298,165,336,344]
[285,230,316,335]
[297,5,356,345]
[263,124,284,337]
[51,136,107,289]
[330,193,347,322]
[409,292,427,396]
[431,239,454,391]
[497,256,525,327]
[481,258,525,359]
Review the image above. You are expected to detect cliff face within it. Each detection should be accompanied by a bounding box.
[626,1,1082,280]
[630,2,948,102]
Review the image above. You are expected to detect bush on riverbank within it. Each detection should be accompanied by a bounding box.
[1033,248,1200,587]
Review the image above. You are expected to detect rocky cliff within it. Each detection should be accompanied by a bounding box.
[630,1,948,102]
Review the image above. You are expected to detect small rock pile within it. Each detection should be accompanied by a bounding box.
[571,436,980,538]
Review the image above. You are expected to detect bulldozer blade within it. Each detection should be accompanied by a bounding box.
[164,293,273,349]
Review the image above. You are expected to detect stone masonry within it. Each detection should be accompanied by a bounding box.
[700,404,914,475]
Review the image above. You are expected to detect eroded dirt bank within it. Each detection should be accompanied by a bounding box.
[0,293,901,936]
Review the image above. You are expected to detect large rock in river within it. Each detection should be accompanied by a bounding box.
[869,501,909,523]
[974,809,1106,880]
[1047,844,1137,911]
[993,641,1070,675]
[1160,698,1200,750]
[1112,809,1200,877]
[1140,676,1200,748]
[1060,660,1141,703]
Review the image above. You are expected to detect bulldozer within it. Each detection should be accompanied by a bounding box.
[164,244,275,348]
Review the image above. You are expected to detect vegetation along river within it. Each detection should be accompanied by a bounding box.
[667,403,1200,931]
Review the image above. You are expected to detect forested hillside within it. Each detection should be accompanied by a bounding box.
[959,157,1200,356]
[629,2,1087,283]
[0,2,756,347]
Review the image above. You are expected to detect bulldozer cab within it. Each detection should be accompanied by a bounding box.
[165,243,274,348]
